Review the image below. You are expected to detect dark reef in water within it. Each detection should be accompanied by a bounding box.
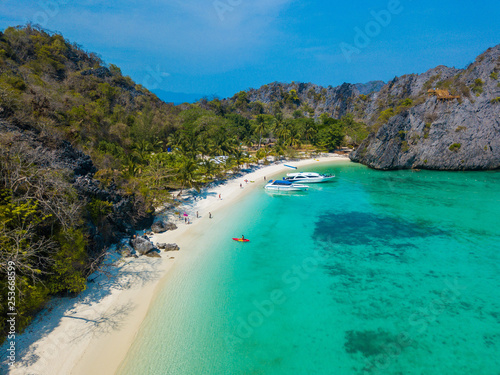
[313,211,444,247]
[344,329,413,358]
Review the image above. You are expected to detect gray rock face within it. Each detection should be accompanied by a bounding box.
[80,67,112,79]
[156,243,180,251]
[354,81,386,95]
[225,81,365,119]
[130,236,155,255]
[151,220,177,233]
[223,45,499,171]
[350,45,500,170]
[145,251,161,258]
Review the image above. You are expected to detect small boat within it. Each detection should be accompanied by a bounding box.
[264,179,309,191]
[232,238,250,242]
[284,172,335,183]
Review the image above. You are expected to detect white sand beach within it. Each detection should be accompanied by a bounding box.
[3,154,349,375]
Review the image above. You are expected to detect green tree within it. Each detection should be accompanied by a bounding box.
[254,114,267,149]
[173,157,202,194]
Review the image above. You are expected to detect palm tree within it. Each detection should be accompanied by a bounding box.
[167,131,183,151]
[233,149,249,170]
[172,157,202,194]
[254,114,266,149]
[181,131,203,159]
[274,119,291,144]
[255,147,268,162]
[151,137,164,152]
[122,157,139,178]
[200,159,217,183]
[132,140,153,163]
[210,133,237,156]
[270,143,285,160]
[303,120,317,144]
[288,126,302,148]
[143,154,170,188]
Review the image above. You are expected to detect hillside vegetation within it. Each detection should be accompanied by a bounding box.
[1,24,498,340]
[0,25,364,340]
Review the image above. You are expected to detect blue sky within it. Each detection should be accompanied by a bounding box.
[1,0,499,98]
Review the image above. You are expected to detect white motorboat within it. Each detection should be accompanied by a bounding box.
[264,179,309,191]
[284,172,335,183]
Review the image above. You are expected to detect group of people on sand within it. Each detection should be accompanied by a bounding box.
[179,211,212,223]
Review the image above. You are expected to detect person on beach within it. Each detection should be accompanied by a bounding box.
[219,194,221,200]
[264,176,266,181]
[196,211,199,218]
[209,212,212,219]
[240,183,242,188]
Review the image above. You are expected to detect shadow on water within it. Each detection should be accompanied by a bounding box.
[344,329,414,358]
[313,211,446,248]
[311,211,450,320]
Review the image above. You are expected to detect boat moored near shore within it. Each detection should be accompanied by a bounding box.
[264,179,309,191]
[284,172,335,183]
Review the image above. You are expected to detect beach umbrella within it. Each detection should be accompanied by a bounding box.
[183,212,188,216]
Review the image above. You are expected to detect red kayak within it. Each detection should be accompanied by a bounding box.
[232,238,250,242]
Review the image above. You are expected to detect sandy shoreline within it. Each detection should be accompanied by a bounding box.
[3,154,349,375]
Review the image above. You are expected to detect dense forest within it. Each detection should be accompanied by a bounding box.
[0,25,369,340]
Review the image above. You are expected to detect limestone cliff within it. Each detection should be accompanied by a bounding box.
[350,45,500,170]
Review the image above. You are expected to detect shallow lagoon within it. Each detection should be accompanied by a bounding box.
[119,162,500,375]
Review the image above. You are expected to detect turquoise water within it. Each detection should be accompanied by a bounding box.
[118,162,500,375]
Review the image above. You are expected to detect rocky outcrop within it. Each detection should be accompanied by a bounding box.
[350,45,500,170]
[80,67,112,79]
[130,236,155,255]
[151,220,177,233]
[354,81,385,96]
[229,81,366,119]
[157,243,180,251]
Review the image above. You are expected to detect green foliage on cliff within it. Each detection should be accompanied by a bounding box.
[0,25,372,339]
[472,79,484,95]
[0,144,89,335]
[376,108,395,126]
